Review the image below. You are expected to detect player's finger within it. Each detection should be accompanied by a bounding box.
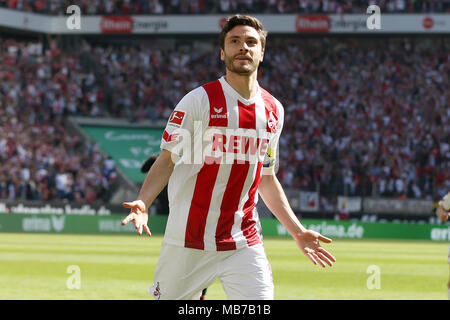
[318,234,332,243]
[121,213,136,225]
[312,253,326,268]
[305,252,317,265]
[133,218,141,230]
[123,202,144,213]
[143,224,152,237]
[138,223,143,235]
[122,201,137,208]
[318,247,336,263]
[316,251,333,267]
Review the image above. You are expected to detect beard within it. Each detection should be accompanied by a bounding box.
[223,52,259,75]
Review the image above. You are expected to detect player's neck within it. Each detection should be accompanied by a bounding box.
[224,72,258,100]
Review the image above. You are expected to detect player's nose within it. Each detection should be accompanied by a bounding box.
[239,42,249,51]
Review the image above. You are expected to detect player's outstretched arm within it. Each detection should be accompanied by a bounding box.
[258,173,336,268]
[122,149,175,236]
[437,192,450,223]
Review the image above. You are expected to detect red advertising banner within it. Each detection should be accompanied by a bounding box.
[100,16,133,33]
[296,15,330,33]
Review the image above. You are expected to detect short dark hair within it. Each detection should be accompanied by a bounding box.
[219,15,268,50]
[140,154,159,173]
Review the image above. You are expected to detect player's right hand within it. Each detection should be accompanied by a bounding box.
[436,206,449,223]
[122,200,152,236]
[437,193,450,223]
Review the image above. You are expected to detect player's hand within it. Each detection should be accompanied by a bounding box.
[437,193,450,223]
[121,200,152,236]
[294,230,336,268]
[436,204,450,223]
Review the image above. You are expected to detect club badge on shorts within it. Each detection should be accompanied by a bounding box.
[150,281,162,300]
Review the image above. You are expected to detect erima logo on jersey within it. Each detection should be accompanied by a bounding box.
[210,107,228,119]
[211,113,229,119]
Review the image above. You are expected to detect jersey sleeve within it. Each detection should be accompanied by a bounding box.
[160,91,199,158]
[262,101,284,175]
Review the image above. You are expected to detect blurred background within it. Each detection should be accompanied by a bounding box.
[0,0,449,231]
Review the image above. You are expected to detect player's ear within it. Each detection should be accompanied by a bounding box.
[260,48,264,63]
[220,48,225,61]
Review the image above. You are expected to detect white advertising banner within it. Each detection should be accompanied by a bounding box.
[363,198,434,215]
[0,8,52,33]
[328,14,450,33]
[337,196,362,213]
[0,9,449,34]
[299,191,319,212]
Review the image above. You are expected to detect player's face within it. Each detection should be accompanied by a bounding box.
[221,25,264,76]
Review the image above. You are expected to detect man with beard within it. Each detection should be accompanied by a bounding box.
[122,15,336,300]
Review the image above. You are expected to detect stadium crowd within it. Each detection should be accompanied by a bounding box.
[0,0,450,15]
[0,35,449,203]
[0,38,117,203]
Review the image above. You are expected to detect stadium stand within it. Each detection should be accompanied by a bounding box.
[0,0,450,15]
[0,38,118,203]
[0,33,448,205]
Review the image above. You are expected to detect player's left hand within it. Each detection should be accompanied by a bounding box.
[295,230,336,268]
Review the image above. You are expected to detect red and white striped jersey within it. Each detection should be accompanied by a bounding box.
[160,76,284,251]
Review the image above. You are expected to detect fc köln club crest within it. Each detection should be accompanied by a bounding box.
[267,111,278,133]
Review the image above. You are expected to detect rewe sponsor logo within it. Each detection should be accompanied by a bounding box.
[166,122,274,165]
[212,133,269,157]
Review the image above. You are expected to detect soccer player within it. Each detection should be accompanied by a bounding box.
[141,154,207,299]
[121,14,336,300]
[436,192,450,299]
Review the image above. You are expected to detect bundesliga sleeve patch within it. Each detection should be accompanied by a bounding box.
[168,110,185,126]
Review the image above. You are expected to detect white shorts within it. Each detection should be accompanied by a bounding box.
[149,242,274,300]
